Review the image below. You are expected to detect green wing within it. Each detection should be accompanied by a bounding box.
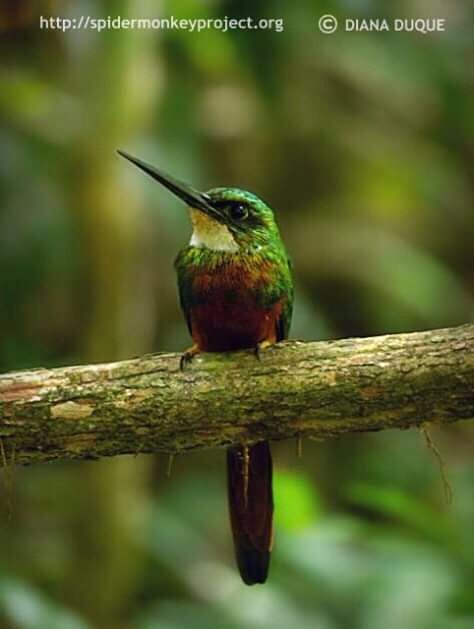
[276,256,294,342]
[175,247,195,337]
[178,287,193,337]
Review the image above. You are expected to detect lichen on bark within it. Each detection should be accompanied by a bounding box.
[0,324,472,466]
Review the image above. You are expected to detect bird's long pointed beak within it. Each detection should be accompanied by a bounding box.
[117,150,219,218]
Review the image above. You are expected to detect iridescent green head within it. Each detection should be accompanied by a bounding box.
[118,150,282,251]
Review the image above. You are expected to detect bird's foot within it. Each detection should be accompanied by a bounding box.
[254,339,273,361]
[180,344,200,371]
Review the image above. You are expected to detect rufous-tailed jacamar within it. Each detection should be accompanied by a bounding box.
[118,150,294,585]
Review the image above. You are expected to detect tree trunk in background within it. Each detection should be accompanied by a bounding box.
[61,1,160,623]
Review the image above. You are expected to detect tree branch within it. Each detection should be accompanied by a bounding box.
[0,325,473,466]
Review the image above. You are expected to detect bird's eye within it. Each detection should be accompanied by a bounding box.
[229,203,248,220]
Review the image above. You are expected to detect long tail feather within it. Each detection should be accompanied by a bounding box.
[227,441,273,585]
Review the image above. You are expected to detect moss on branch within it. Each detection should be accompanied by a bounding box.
[0,325,473,465]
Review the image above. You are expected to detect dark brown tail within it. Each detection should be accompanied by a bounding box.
[227,441,273,585]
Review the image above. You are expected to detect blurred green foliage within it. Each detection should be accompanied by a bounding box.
[0,0,473,628]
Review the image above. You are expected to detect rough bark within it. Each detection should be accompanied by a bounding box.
[0,325,472,466]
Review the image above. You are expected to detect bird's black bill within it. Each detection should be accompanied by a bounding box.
[117,150,218,218]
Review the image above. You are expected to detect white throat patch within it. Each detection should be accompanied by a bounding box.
[188,208,239,252]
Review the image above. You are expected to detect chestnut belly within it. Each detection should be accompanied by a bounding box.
[189,298,280,352]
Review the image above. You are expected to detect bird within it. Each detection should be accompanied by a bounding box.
[118,150,294,585]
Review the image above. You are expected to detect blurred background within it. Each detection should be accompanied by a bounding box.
[0,1,473,628]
